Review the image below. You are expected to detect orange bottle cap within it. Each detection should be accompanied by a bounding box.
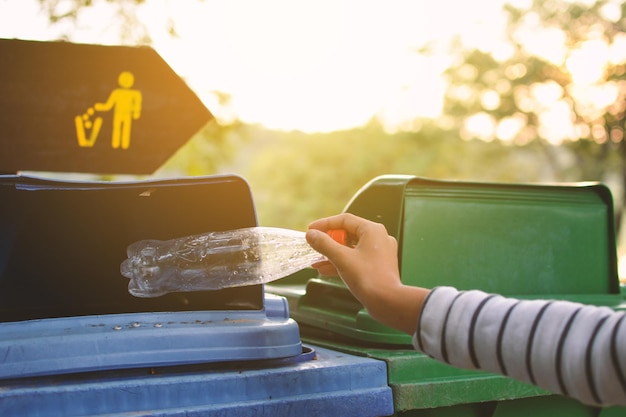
[327,229,347,246]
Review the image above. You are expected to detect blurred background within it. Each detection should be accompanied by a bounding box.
[2,0,626,275]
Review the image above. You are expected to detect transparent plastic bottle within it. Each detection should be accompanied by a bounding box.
[120,227,346,298]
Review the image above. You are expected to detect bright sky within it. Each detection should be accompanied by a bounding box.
[0,0,509,132]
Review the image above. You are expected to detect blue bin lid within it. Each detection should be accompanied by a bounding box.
[0,294,301,378]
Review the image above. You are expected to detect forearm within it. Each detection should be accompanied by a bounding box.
[413,286,626,407]
[364,283,428,335]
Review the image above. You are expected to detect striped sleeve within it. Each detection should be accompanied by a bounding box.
[412,286,626,407]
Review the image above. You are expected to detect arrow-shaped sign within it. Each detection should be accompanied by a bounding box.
[0,39,213,174]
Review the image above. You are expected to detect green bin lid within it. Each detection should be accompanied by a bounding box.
[271,175,623,345]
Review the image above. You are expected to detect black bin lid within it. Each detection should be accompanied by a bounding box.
[0,174,262,323]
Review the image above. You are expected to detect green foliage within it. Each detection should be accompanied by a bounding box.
[233,121,554,230]
[445,0,626,143]
[243,122,421,230]
[155,115,616,232]
[157,118,248,177]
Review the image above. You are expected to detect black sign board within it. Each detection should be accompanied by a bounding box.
[0,39,213,174]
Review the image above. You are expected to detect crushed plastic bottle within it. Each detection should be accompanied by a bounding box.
[120,227,346,298]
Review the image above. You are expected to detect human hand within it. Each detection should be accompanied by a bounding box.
[306,213,400,296]
[306,213,428,334]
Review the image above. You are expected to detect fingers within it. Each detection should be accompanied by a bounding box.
[308,213,367,236]
[306,213,424,335]
[308,213,392,249]
[307,213,397,278]
[306,228,352,264]
[310,260,339,276]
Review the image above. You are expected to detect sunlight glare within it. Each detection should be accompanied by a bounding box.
[530,81,564,109]
[462,112,496,141]
[538,101,576,144]
[566,39,610,84]
[569,82,620,120]
[141,0,443,132]
[496,113,527,142]
[513,13,567,65]
[0,0,529,133]
[481,90,501,111]
[609,33,626,65]
[600,0,623,22]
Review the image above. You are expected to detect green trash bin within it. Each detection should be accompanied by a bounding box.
[268,175,626,416]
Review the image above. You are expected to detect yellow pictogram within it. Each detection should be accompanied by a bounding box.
[75,71,142,149]
[75,107,102,148]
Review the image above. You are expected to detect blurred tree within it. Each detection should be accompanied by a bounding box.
[38,0,154,43]
[157,115,249,177]
[441,0,626,227]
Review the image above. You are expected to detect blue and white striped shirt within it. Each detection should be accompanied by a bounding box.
[413,286,626,407]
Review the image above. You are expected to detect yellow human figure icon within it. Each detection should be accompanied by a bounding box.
[93,71,142,149]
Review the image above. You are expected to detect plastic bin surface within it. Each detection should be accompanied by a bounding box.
[0,294,301,379]
[0,345,394,417]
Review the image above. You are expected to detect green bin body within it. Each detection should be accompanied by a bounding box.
[268,175,626,415]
